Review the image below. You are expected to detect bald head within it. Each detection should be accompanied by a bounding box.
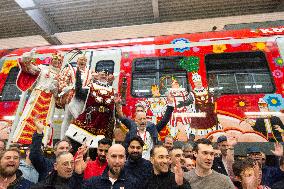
[107,144,126,177]
[135,112,147,131]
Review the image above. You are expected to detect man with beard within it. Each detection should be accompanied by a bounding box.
[0,148,32,189]
[30,151,85,189]
[84,138,112,179]
[124,136,153,188]
[186,138,235,189]
[83,144,138,188]
[146,145,191,189]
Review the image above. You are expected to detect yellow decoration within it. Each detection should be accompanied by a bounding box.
[213,44,227,53]
[239,101,245,107]
[1,60,18,74]
[271,99,277,104]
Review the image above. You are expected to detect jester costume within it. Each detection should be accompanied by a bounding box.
[66,70,115,148]
[12,53,63,145]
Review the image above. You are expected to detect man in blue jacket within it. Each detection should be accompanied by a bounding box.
[115,94,174,159]
[29,119,72,181]
[83,144,138,189]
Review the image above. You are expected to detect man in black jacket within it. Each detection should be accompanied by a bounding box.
[146,145,191,189]
[30,151,85,189]
[124,136,153,188]
[29,119,72,181]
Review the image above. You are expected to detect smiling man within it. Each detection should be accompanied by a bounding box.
[0,148,32,189]
[186,138,235,189]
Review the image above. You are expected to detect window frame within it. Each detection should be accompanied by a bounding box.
[205,51,275,95]
[95,60,115,74]
[131,56,190,98]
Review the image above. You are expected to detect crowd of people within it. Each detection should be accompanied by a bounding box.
[0,52,284,189]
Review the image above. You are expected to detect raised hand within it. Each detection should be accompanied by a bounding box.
[174,161,184,186]
[74,145,87,174]
[34,118,45,134]
[271,142,283,157]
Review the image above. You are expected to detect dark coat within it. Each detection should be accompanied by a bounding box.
[29,132,55,182]
[124,157,153,188]
[212,156,228,176]
[29,170,83,189]
[120,105,174,147]
[7,170,32,189]
[253,116,284,142]
[145,171,191,189]
[83,166,138,189]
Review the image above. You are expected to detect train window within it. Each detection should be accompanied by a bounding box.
[132,57,189,97]
[205,51,275,94]
[95,60,114,74]
[0,67,22,101]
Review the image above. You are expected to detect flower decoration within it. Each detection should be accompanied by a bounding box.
[212,44,227,53]
[263,94,284,111]
[273,70,283,78]
[234,97,250,110]
[179,56,200,72]
[0,60,18,74]
[171,38,190,53]
[274,57,284,67]
[251,42,269,52]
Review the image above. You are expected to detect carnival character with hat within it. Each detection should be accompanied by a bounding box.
[13,50,64,145]
[65,68,115,148]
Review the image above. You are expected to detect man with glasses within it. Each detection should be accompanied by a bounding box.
[84,138,112,179]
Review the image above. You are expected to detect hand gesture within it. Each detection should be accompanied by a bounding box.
[74,145,87,174]
[174,161,184,186]
[0,177,12,189]
[114,93,122,104]
[271,142,283,157]
[34,118,45,134]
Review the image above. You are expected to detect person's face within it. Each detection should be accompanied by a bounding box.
[183,147,194,158]
[97,71,108,83]
[97,144,110,163]
[248,152,262,165]
[218,141,229,156]
[135,106,145,114]
[0,151,20,177]
[54,153,74,179]
[240,167,258,188]
[107,147,126,177]
[151,147,170,174]
[51,58,62,69]
[128,140,143,161]
[54,141,71,156]
[195,144,214,171]
[163,138,174,152]
[170,149,184,167]
[77,56,87,70]
[184,158,196,171]
[135,112,147,131]
[0,141,5,153]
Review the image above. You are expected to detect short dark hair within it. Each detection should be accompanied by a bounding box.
[128,136,144,148]
[135,104,145,112]
[54,138,72,151]
[233,158,255,177]
[193,138,212,152]
[98,138,112,146]
[0,147,20,160]
[150,145,165,157]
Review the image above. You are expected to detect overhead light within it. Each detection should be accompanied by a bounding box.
[15,0,35,9]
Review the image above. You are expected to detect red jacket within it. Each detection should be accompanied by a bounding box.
[83,157,108,179]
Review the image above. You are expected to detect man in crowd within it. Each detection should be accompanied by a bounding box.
[0,139,5,153]
[184,158,196,172]
[212,135,235,177]
[163,135,174,152]
[30,119,72,181]
[182,143,194,159]
[115,94,174,159]
[31,151,85,189]
[169,146,185,172]
[0,148,32,189]
[83,144,138,188]
[84,138,112,179]
[124,136,153,188]
[146,145,191,188]
[186,138,235,189]
[19,147,39,183]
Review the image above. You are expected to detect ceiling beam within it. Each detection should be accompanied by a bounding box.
[152,0,159,21]
[14,0,62,45]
